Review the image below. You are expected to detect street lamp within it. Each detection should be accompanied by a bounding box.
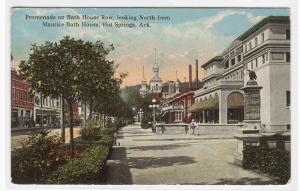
[138,108,144,123]
[149,99,159,132]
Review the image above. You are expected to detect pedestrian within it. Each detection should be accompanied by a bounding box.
[190,119,196,135]
[113,132,117,146]
[185,125,189,134]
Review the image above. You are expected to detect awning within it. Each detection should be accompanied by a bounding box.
[202,96,219,109]
[188,101,203,112]
[227,92,244,108]
[188,95,219,112]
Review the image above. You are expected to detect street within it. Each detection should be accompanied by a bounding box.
[106,124,278,185]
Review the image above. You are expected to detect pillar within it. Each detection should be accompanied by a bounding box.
[241,80,263,129]
[219,91,228,124]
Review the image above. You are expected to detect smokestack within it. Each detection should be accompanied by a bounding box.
[189,64,192,88]
[195,59,199,88]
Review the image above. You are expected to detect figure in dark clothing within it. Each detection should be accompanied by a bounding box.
[185,125,189,134]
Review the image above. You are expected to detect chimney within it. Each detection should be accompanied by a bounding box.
[195,59,199,88]
[189,64,192,88]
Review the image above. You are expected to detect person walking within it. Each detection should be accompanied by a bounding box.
[113,132,117,146]
[190,119,196,135]
[185,125,189,134]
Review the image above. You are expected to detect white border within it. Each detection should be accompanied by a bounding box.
[1,0,299,191]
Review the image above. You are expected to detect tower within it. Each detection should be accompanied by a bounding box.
[175,70,180,93]
[149,48,162,93]
[139,64,148,96]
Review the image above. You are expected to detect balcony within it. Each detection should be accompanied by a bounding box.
[195,79,244,96]
[161,105,184,112]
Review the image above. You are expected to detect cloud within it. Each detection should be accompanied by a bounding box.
[11,8,275,87]
[204,10,266,30]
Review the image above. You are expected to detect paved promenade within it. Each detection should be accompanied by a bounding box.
[106,124,278,185]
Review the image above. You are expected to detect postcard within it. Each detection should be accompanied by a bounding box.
[6,3,296,191]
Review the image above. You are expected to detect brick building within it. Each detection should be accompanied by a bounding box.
[11,69,34,128]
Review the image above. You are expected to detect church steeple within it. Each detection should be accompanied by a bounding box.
[149,48,162,93]
[152,48,160,79]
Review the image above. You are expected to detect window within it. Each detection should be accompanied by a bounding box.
[231,58,236,66]
[249,42,252,50]
[255,37,258,46]
[262,54,265,64]
[286,91,290,106]
[251,61,253,69]
[255,58,258,67]
[237,54,242,62]
[286,29,290,40]
[261,33,264,42]
[265,53,268,61]
[225,60,229,69]
[12,89,15,99]
[286,52,290,62]
[244,45,247,52]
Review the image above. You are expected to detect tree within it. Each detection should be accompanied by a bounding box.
[20,36,123,157]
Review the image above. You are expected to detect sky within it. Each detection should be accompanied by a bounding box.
[11,8,289,87]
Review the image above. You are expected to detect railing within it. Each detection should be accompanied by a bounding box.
[161,105,184,112]
[195,79,243,96]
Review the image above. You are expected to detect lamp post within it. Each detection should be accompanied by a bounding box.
[138,108,144,123]
[149,98,159,132]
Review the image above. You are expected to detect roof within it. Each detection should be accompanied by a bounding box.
[201,56,223,68]
[237,16,290,41]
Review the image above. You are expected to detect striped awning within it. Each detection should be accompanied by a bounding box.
[227,92,244,108]
[188,95,219,112]
[202,96,219,109]
[188,100,203,112]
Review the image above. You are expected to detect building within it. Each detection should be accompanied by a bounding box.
[11,69,34,128]
[149,61,163,93]
[139,64,148,96]
[33,93,62,127]
[159,61,199,123]
[190,16,290,132]
[139,49,163,96]
[160,88,194,123]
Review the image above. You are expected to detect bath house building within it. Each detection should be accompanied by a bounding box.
[189,16,290,133]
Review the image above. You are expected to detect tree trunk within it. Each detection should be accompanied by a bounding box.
[89,99,93,120]
[84,101,87,127]
[61,94,65,143]
[69,101,74,157]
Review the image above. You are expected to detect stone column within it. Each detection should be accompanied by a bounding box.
[241,80,263,130]
[219,91,227,124]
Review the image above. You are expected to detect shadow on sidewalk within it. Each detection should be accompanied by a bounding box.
[213,177,279,185]
[127,155,196,169]
[129,143,192,151]
[106,147,133,184]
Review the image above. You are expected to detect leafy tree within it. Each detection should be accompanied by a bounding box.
[19,36,123,157]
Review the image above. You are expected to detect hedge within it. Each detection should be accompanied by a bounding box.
[47,145,109,184]
[243,144,290,184]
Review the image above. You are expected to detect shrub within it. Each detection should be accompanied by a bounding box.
[11,131,70,184]
[47,145,109,184]
[243,143,290,184]
[101,127,117,136]
[80,123,101,141]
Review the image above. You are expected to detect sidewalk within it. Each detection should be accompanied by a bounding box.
[106,124,278,184]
